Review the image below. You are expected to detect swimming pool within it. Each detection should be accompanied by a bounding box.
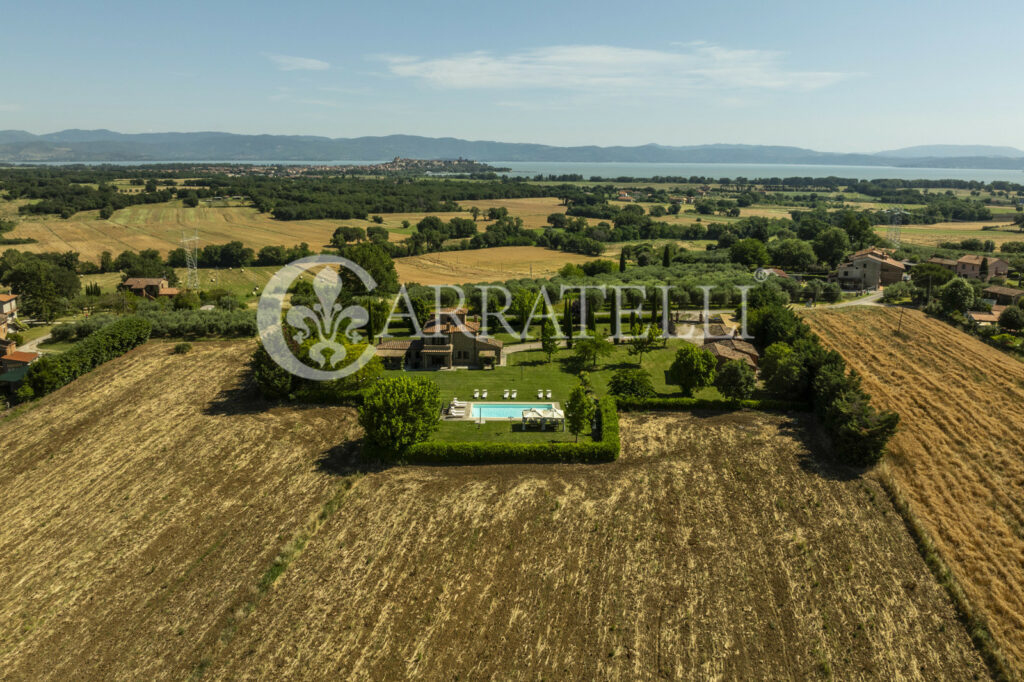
[470,402,555,419]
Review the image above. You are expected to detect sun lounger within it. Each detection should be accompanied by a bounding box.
[503,389,510,399]
[511,390,517,399]
[537,389,544,398]
[473,389,480,398]
[545,389,552,398]
[481,389,488,398]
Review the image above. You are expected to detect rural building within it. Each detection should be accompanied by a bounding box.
[967,305,1005,327]
[0,350,37,394]
[705,338,760,369]
[956,255,1009,281]
[0,293,17,318]
[119,278,180,300]
[703,322,737,341]
[0,313,8,341]
[375,308,503,370]
[1,350,38,372]
[982,285,1024,306]
[927,256,958,272]
[836,247,906,289]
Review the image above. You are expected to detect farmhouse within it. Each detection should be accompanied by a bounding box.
[983,285,1024,306]
[837,247,906,289]
[956,254,1009,281]
[376,308,503,369]
[0,293,17,318]
[118,278,180,300]
[927,256,958,272]
[0,313,8,341]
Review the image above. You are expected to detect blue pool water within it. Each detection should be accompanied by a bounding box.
[470,402,554,419]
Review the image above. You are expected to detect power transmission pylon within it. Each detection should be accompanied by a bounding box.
[886,207,905,247]
[181,230,200,290]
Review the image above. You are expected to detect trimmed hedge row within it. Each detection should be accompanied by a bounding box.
[615,396,809,413]
[403,395,619,464]
[16,316,152,402]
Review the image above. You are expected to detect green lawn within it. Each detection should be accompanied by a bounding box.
[385,338,725,409]
[432,419,587,443]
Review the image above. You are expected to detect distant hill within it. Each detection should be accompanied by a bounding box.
[3,129,1024,170]
[876,144,1024,159]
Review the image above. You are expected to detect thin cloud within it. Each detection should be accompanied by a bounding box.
[384,44,847,92]
[267,54,330,71]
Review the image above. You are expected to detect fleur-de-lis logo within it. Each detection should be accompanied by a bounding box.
[285,267,369,368]
[258,255,379,382]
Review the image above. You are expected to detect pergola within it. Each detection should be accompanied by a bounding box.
[521,407,565,431]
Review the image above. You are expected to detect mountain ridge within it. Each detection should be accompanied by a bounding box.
[2,129,1024,169]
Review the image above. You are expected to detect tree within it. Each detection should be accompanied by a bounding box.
[609,367,655,398]
[998,305,1024,331]
[358,376,440,456]
[619,250,627,273]
[747,304,810,348]
[813,227,851,267]
[939,278,974,315]
[627,323,658,366]
[565,383,596,442]
[573,336,613,369]
[760,342,808,397]
[714,359,755,400]
[910,262,954,291]
[173,291,201,310]
[470,206,480,221]
[768,239,816,270]
[729,238,769,267]
[980,257,989,281]
[540,319,559,362]
[339,242,399,294]
[667,344,717,397]
[662,244,673,267]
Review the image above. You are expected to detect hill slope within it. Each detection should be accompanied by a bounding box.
[3,129,1024,168]
[805,306,1024,676]
[0,335,989,679]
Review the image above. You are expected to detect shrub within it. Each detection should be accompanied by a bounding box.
[50,323,78,343]
[998,305,1024,331]
[172,342,192,354]
[17,316,151,402]
[714,359,756,400]
[667,343,716,397]
[359,375,441,457]
[608,367,655,398]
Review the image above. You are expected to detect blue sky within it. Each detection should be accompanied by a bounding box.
[2,0,1021,151]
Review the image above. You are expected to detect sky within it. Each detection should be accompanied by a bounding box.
[2,0,1022,152]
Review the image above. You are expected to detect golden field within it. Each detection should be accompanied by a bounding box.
[0,343,989,679]
[394,245,600,285]
[805,306,1024,676]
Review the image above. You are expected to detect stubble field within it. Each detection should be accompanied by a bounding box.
[0,344,988,679]
[804,305,1024,676]
[394,245,601,285]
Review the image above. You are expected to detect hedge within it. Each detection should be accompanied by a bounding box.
[16,316,152,402]
[403,395,619,464]
[614,396,809,413]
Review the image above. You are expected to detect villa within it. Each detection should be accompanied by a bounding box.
[376,308,503,370]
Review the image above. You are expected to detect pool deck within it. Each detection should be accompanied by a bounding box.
[444,401,562,421]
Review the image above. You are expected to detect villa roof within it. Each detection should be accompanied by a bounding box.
[983,285,1024,298]
[705,344,757,369]
[0,294,17,303]
[958,254,1005,266]
[2,351,39,364]
[707,338,759,358]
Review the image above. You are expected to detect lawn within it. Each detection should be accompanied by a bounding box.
[385,338,725,410]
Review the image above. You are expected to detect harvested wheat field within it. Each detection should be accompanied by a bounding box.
[5,203,345,262]
[395,245,600,285]
[0,340,361,680]
[879,221,1024,247]
[805,306,1024,675]
[202,412,983,680]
